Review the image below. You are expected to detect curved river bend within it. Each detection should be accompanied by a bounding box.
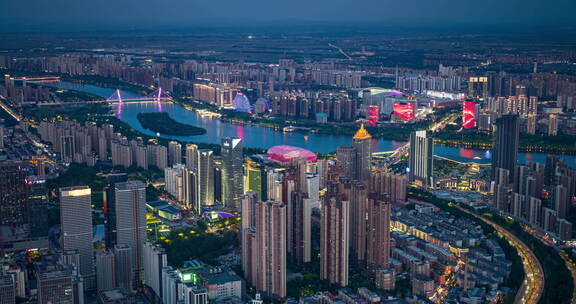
[46,82,576,168]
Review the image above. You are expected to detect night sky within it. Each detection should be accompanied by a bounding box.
[0,0,574,31]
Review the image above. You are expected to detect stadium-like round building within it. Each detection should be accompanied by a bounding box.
[267,145,317,163]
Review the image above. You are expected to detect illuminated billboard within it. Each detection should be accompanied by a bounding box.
[393,102,415,121]
[462,101,476,129]
[367,106,380,126]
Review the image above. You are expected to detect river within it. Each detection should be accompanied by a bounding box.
[45,81,576,168]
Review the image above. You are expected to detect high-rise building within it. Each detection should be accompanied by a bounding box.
[0,275,15,304]
[95,250,116,292]
[165,164,197,211]
[165,164,185,201]
[543,207,557,232]
[168,141,182,166]
[369,168,407,204]
[113,244,133,292]
[61,135,75,163]
[186,144,198,169]
[468,76,489,99]
[221,137,244,208]
[553,185,568,219]
[254,201,286,298]
[366,194,390,272]
[241,192,258,283]
[103,174,128,249]
[37,267,75,304]
[60,186,95,289]
[558,219,573,240]
[0,162,28,228]
[246,160,266,201]
[527,113,536,135]
[548,114,558,136]
[353,124,372,181]
[197,149,214,207]
[241,192,258,232]
[492,115,519,182]
[143,242,167,299]
[148,144,168,170]
[111,140,132,168]
[409,130,433,186]
[527,196,542,226]
[115,181,146,288]
[287,191,311,264]
[320,192,349,287]
[336,146,357,179]
[135,144,148,170]
[340,180,367,263]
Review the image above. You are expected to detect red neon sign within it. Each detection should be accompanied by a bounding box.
[367,106,380,126]
[462,101,476,129]
[393,102,415,121]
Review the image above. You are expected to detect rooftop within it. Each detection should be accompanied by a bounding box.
[353,124,371,139]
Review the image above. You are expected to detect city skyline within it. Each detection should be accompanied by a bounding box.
[1,5,576,303]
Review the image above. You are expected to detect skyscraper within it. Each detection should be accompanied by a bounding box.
[197,149,214,207]
[241,192,258,282]
[114,244,133,292]
[409,130,433,186]
[320,192,349,287]
[468,76,489,99]
[143,242,167,299]
[37,267,75,304]
[548,114,558,136]
[340,180,367,263]
[115,181,146,287]
[0,162,28,228]
[366,194,391,272]
[165,164,197,211]
[95,250,116,292]
[241,192,258,233]
[369,168,407,204]
[492,115,519,182]
[353,124,372,181]
[60,135,75,163]
[246,160,266,201]
[168,141,182,166]
[185,143,198,169]
[103,173,128,249]
[59,186,95,289]
[254,201,286,298]
[336,146,356,179]
[111,140,132,168]
[287,191,311,264]
[221,137,244,208]
[553,185,568,219]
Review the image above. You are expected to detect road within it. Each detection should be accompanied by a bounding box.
[327,43,353,60]
[0,95,22,121]
[523,225,576,304]
[558,250,576,304]
[455,205,544,304]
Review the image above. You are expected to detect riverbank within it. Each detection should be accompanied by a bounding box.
[137,112,207,136]
[435,131,576,155]
[89,114,266,156]
[38,76,576,155]
[174,97,433,141]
